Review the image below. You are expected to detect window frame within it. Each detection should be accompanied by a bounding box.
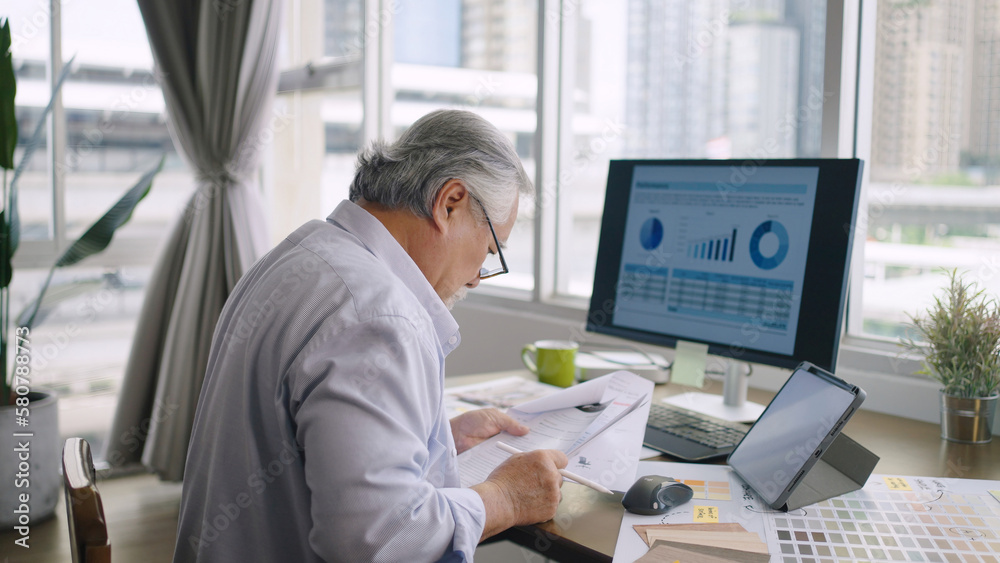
[9,0,171,272]
[274,0,925,379]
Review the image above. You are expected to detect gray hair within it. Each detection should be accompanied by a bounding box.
[349,110,533,222]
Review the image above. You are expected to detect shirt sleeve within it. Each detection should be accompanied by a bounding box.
[288,314,486,562]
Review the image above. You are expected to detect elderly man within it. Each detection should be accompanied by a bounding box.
[173,110,568,562]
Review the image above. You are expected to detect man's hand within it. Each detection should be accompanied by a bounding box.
[450,408,529,454]
[471,449,568,542]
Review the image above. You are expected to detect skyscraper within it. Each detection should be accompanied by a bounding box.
[968,0,1000,183]
[461,0,537,72]
[785,0,827,157]
[625,0,725,157]
[871,0,969,182]
[727,14,800,157]
[324,0,364,58]
[625,0,799,158]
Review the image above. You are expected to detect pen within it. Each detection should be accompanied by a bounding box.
[495,441,614,495]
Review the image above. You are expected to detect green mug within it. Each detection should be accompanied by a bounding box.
[521,340,579,387]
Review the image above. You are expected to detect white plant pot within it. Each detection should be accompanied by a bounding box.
[0,391,61,530]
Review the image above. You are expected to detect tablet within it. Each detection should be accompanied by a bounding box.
[727,362,866,510]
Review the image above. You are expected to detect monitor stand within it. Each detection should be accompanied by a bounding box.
[663,359,766,423]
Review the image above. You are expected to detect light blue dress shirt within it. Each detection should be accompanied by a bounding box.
[173,201,486,562]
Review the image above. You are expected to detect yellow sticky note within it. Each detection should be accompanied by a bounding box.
[692,505,719,523]
[989,491,1000,504]
[884,477,911,491]
[671,340,708,387]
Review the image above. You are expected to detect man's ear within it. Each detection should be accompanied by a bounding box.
[430,179,470,233]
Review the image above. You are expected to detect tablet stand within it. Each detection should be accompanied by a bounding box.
[778,432,880,512]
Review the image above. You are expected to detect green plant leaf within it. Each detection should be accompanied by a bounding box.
[56,155,164,268]
[18,155,164,328]
[0,19,18,170]
[1,181,19,289]
[1,214,10,287]
[1,56,74,294]
[901,268,1000,398]
[11,55,75,190]
[14,277,103,327]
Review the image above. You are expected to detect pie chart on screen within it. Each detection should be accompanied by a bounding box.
[749,220,789,270]
[640,217,664,250]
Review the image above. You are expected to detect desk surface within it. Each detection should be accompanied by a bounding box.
[450,370,1000,562]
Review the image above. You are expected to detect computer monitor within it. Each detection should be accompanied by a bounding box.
[586,158,864,373]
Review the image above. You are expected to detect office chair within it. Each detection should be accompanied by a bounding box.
[63,437,112,563]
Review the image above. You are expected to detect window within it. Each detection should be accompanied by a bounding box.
[558,0,829,296]
[271,0,364,243]
[14,0,982,444]
[4,0,191,454]
[279,1,858,326]
[391,0,538,292]
[854,0,1000,341]
[279,0,538,291]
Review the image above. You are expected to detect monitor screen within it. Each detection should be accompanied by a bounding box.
[586,159,863,371]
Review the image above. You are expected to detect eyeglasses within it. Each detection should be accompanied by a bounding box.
[470,195,509,279]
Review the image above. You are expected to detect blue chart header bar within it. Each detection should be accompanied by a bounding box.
[636,181,807,194]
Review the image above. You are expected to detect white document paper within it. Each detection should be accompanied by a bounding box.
[444,375,562,418]
[457,371,653,492]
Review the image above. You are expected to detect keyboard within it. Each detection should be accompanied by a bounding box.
[643,402,750,462]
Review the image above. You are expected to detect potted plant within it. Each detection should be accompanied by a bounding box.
[902,269,1000,443]
[1,18,162,530]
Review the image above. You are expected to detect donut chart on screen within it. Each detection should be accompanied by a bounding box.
[639,217,664,250]
[749,220,789,270]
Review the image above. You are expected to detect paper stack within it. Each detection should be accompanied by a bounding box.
[632,523,769,563]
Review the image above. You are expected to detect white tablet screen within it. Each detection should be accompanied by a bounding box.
[727,366,857,505]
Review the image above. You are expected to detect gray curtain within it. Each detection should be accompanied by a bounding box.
[105,0,284,481]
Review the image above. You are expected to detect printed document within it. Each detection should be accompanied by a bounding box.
[457,370,653,492]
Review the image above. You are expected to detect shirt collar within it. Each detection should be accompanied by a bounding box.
[326,200,462,355]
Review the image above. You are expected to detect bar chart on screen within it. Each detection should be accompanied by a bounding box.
[685,228,738,262]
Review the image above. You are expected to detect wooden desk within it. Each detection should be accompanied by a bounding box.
[454,370,1000,563]
[0,473,181,563]
[6,372,996,562]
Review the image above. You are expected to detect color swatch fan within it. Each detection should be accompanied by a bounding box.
[633,522,769,562]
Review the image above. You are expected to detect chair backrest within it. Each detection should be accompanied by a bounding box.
[63,437,111,563]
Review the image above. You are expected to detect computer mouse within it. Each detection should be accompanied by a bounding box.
[621,475,694,515]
